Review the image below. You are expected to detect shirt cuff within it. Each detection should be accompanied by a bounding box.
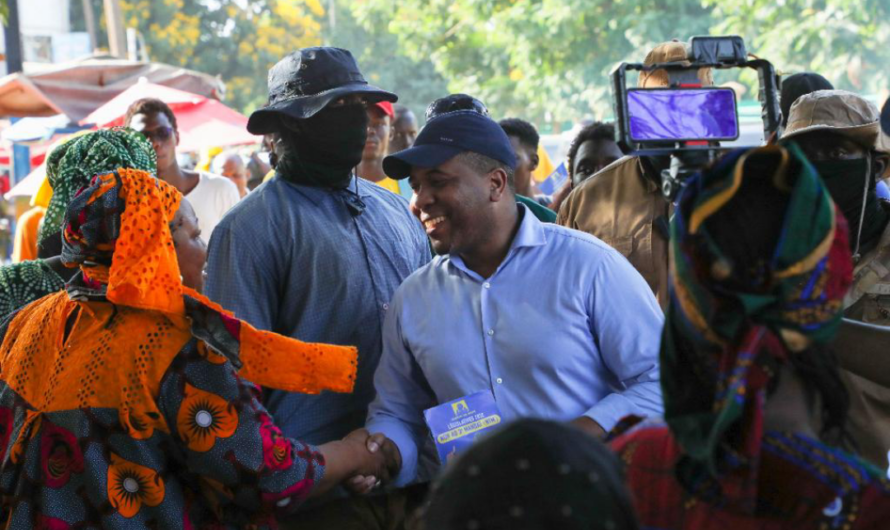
[366,419,419,487]
[583,392,643,433]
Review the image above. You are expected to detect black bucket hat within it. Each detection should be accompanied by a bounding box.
[247,47,398,135]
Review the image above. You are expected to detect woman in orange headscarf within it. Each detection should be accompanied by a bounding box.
[0,131,387,529]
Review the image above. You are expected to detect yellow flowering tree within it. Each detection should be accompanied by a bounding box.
[116,0,324,113]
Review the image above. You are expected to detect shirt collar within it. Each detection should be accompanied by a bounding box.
[447,203,547,280]
[510,203,548,250]
[279,174,374,198]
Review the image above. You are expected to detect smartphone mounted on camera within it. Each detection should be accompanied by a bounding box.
[611,36,781,199]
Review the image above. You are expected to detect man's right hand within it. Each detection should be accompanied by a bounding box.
[343,430,402,495]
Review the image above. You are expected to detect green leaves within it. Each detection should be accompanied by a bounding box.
[349,0,888,128]
[110,0,324,114]
[71,0,889,128]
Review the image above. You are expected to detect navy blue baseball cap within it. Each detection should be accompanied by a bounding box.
[383,110,518,180]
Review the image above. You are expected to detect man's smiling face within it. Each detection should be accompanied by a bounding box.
[409,154,494,255]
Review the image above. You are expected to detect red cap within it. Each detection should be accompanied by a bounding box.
[374,101,395,118]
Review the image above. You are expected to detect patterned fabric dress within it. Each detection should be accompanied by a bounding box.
[0,165,359,529]
[612,420,890,529]
[610,144,890,529]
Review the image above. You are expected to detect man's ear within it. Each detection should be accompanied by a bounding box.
[174,129,181,148]
[490,167,510,202]
[530,150,540,172]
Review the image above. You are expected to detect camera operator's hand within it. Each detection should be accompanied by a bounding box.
[344,430,402,496]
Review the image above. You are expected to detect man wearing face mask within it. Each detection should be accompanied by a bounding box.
[203,48,432,516]
[782,89,890,470]
[557,41,713,308]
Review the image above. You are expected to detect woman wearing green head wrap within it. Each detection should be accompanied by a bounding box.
[37,127,157,255]
[610,144,890,528]
[0,129,158,322]
[0,261,65,321]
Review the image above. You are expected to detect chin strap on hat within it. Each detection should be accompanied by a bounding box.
[852,155,873,263]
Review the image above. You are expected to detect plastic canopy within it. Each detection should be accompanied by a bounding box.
[0,56,225,122]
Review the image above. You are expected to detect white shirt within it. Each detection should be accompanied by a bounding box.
[186,173,241,242]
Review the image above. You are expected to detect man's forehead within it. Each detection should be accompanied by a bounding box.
[367,106,390,121]
[797,130,868,150]
[395,112,418,127]
[223,156,243,168]
[409,162,453,181]
[130,111,170,130]
[578,138,622,156]
[409,165,438,181]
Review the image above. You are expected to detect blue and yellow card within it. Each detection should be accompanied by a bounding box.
[423,391,502,463]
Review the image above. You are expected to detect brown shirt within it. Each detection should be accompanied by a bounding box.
[557,156,671,308]
[840,223,890,470]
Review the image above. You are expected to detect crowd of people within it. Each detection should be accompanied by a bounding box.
[0,38,888,530]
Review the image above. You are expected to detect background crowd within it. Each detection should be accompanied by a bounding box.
[0,29,888,530]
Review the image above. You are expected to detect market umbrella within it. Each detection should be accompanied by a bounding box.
[0,55,225,121]
[82,82,259,152]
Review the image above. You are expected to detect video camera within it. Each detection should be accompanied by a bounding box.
[611,36,781,199]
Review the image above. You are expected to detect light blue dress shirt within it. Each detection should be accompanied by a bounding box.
[366,204,664,485]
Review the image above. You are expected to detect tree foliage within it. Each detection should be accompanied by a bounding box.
[353,0,889,127]
[705,0,890,98]
[324,0,449,122]
[73,0,325,113]
[353,0,713,126]
[68,0,890,127]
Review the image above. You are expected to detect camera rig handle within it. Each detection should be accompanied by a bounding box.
[610,36,781,200]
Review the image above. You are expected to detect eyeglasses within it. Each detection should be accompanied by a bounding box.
[139,126,174,143]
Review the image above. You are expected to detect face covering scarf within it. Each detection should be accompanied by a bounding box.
[813,157,889,258]
[275,103,369,188]
[663,144,853,503]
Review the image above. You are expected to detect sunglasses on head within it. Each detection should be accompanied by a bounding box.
[140,126,174,143]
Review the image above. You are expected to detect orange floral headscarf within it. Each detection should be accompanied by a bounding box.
[59,168,356,394]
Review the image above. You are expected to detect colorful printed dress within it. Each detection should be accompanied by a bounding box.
[611,421,890,530]
[0,281,354,529]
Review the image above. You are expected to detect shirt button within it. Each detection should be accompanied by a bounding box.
[483,282,491,289]
[487,329,494,336]
[496,378,503,384]
[382,303,389,311]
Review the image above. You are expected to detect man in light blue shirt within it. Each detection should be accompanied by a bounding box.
[358,110,664,488]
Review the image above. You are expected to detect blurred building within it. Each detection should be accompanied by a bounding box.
[0,0,92,76]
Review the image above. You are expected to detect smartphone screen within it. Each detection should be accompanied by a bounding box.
[627,88,739,142]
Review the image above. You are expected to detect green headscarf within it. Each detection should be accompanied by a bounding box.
[0,260,65,321]
[663,143,853,488]
[38,128,156,245]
